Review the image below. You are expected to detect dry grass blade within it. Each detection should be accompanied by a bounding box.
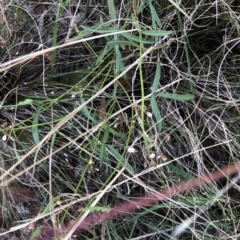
[1,1,240,239]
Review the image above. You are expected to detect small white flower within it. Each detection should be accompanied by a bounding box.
[114,122,119,128]
[128,147,138,153]
[149,153,155,159]
[2,134,7,141]
[146,112,153,118]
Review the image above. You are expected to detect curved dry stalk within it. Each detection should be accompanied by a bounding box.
[34,161,240,239]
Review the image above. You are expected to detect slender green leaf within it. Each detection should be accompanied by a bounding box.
[17,99,33,106]
[80,25,118,33]
[121,32,154,44]
[132,15,141,31]
[108,145,134,174]
[82,206,111,213]
[152,63,161,93]
[100,15,104,25]
[167,162,192,180]
[100,126,110,167]
[151,97,162,133]
[151,62,162,132]
[142,30,173,37]
[149,2,161,28]
[80,98,97,123]
[102,126,110,144]
[30,228,41,240]
[41,195,61,215]
[108,127,126,139]
[32,104,43,144]
[95,45,113,66]
[149,2,161,43]
[107,40,139,48]
[159,92,195,101]
[68,29,91,40]
[100,144,106,168]
[50,132,57,148]
[67,21,114,42]
[114,35,123,74]
[138,1,147,13]
[107,0,116,23]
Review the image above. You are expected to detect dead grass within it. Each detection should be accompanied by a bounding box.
[0,0,240,239]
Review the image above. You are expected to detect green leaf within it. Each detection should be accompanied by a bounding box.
[108,145,134,174]
[107,0,116,23]
[152,62,161,93]
[95,45,113,66]
[151,62,162,132]
[80,25,118,33]
[142,30,173,37]
[30,228,41,240]
[150,96,162,133]
[121,32,154,44]
[100,144,106,168]
[132,15,141,31]
[17,99,33,106]
[41,195,61,215]
[167,162,192,180]
[80,98,97,123]
[159,92,195,101]
[68,29,91,40]
[149,2,161,28]
[114,35,122,74]
[82,206,111,213]
[149,2,162,43]
[100,126,110,167]
[50,132,57,148]
[108,127,126,139]
[66,21,114,42]
[32,104,43,144]
[107,40,139,48]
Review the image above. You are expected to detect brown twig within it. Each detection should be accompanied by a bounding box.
[34,161,240,239]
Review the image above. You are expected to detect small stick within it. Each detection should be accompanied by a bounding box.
[35,161,240,239]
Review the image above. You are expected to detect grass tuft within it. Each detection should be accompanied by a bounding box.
[0,0,240,239]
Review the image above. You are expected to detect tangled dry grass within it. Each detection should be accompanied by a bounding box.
[0,0,240,239]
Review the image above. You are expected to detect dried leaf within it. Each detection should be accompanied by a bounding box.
[99,96,107,122]
[6,186,36,203]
